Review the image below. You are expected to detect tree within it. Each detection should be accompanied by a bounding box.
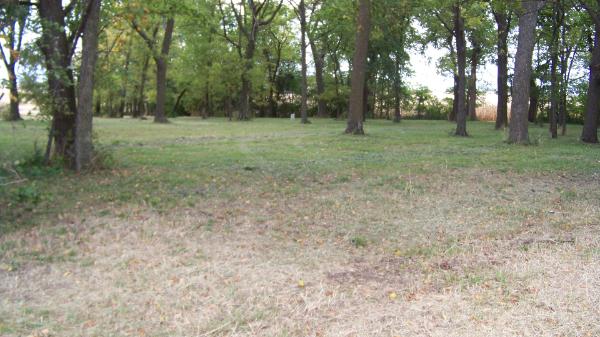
[509,0,546,144]
[345,0,371,134]
[453,2,468,136]
[581,0,600,143]
[38,0,80,160]
[75,0,101,171]
[491,2,513,130]
[130,3,176,123]
[290,0,310,124]
[218,0,284,120]
[0,0,28,121]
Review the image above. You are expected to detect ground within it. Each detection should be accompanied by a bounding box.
[1,118,599,337]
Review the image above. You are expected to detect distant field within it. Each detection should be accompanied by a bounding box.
[1,118,599,336]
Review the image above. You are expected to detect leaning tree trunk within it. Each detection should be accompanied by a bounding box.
[345,0,371,134]
[74,0,100,171]
[509,1,545,144]
[494,11,511,130]
[454,3,468,137]
[582,20,600,143]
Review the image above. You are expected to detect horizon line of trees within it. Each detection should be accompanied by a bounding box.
[0,0,599,170]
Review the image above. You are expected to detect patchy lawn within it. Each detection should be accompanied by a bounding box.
[1,118,599,336]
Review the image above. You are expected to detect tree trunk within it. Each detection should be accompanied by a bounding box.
[310,39,327,118]
[239,37,256,121]
[549,0,562,139]
[7,65,21,121]
[454,3,468,137]
[494,10,511,130]
[118,39,132,117]
[345,0,371,135]
[528,78,539,123]
[153,17,174,124]
[135,53,151,118]
[38,0,78,160]
[467,40,480,121]
[450,74,458,122]
[299,0,310,124]
[393,54,402,123]
[582,20,600,143]
[154,58,168,123]
[508,1,545,144]
[74,0,100,171]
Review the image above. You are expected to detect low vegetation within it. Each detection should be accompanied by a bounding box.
[1,118,599,336]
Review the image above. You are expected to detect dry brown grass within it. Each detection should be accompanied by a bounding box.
[1,170,600,336]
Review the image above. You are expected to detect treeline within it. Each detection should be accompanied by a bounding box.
[0,0,599,170]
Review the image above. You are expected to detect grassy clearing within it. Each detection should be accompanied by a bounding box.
[1,118,599,336]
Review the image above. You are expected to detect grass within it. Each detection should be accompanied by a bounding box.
[1,118,598,232]
[0,117,599,336]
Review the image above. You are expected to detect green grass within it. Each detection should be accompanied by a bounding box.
[1,117,598,233]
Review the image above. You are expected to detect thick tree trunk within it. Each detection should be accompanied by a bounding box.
[239,37,256,121]
[153,17,174,124]
[7,66,21,121]
[454,3,468,137]
[39,0,78,160]
[345,0,371,134]
[154,58,168,123]
[239,73,251,120]
[494,11,511,130]
[299,0,310,124]
[450,74,458,122]
[582,21,600,143]
[74,0,100,171]
[508,1,545,144]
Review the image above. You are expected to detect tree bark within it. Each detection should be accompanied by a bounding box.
[528,77,539,122]
[74,0,100,171]
[135,53,151,118]
[153,17,175,124]
[7,65,21,121]
[582,18,600,143]
[393,53,402,123]
[38,0,78,160]
[118,39,132,118]
[299,0,310,124]
[454,3,468,137]
[310,39,327,118]
[508,1,545,144]
[467,39,480,121]
[493,10,511,130]
[345,0,371,134]
[549,0,562,139]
